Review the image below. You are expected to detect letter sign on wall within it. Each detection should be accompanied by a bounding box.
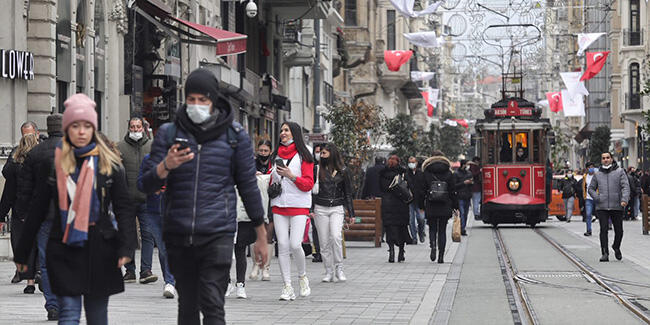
[1,50,34,80]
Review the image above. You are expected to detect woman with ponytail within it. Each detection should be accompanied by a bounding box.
[14,93,136,325]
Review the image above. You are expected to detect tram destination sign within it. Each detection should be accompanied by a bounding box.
[493,100,533,117]
[1,49,34,80]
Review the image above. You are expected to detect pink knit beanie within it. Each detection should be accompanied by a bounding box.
[62,93,98,131]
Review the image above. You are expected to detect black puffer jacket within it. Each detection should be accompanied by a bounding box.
[313,166,355,216]
[379,166,409,226]
[406,168,425,209]
[420,156,457,220]
[453,168,473,200]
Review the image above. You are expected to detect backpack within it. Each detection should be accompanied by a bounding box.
[562,179,575,197]
[426,174,449,203]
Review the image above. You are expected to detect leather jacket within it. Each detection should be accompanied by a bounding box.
[313,167,355,216]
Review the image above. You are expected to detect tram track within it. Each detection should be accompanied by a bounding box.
[492,226,650,324]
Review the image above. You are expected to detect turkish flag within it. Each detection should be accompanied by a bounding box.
[580,51,610,81]
[453,119,469,128]
[421,91,434,116]
[546,91,563,112]
[385,50,413,71]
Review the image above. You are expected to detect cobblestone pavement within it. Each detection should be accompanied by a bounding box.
[0,223,458,325]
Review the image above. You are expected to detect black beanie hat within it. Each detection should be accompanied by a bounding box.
[184,69,220,104]
[46,113,63,134]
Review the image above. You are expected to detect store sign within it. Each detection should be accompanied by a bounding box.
[1,50,34,80]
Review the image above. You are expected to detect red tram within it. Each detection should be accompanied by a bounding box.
[475,97,552,227]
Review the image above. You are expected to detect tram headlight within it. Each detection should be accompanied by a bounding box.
[507,177,521,192]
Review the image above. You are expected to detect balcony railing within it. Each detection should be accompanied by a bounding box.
[623,29,644,46]
[626,93,642,110]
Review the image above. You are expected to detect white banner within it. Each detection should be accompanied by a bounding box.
[576,33,606,56]
[389,0,442,17]
[404,31,439,48]
[561,89,585,117]
[428,88,439,108]
[560,72,589,96]
[411,71,435,81]
[443,119,457,127]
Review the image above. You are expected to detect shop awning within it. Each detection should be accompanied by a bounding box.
[171,17,247,56]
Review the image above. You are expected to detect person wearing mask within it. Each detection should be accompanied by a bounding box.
[117,117,154,284]
[406,156,425,243]
[588,152,630,262]
[142,69,267,323]
[454,160,473,236]
[309,144,323,263]
[16,115,63,319]
[1,132,40,294]
[0,122,39,285]
[580,163,596,236]
[420,151,457,263]
[250,140,274,282]
[515,147,528,162]
[136,154,176,299]
[561,170,579,223]
[362,156,386,199]
[312,143,355,282]
[269,121,314,300]
[14,93,137,324]
[379,155,411,263]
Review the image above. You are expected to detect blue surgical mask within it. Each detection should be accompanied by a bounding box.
[186,104,212,124]
[589,168,595,173]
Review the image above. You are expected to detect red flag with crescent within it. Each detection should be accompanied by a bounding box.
[421,91,434,117]
[546,91,563,112]
[384,50,413,71]
[580,51,610,81]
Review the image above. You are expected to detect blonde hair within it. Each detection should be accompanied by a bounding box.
[60,131,123,176]
[13,133,39,164]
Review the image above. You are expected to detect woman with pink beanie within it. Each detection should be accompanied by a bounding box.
[14,93,137,325]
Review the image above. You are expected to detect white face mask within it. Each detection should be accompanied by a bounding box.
[602,164,612,169]
[315,153,320,162]
[186,104,212,124]
[408,163,417,170]
[281,139,294,146]
[129,131,143,141]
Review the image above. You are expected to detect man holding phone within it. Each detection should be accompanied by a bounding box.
[142,68,268,324]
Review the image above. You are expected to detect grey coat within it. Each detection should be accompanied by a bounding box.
[117,135,152,204]
[587,163,630,211]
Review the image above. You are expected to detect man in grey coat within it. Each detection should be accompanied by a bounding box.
[588,152,630,262]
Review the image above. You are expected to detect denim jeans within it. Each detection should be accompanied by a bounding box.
[633,194,640,218]
[125,203,151,274]
[140,211,175,285]
[458,199,470,232]
[58,295,109,325]
[408,203,425,242]
[585,199,594,232]
[37,219,59,311]
[563,197,575,221]
[471,192,481,219]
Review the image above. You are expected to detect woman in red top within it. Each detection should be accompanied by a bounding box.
[270,122,314,301]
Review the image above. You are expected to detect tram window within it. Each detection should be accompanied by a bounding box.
[533,130,541,163]
[486,131,496,164]
[514,132,528,162]
[499,132,513,162]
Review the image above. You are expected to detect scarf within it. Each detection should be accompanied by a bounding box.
[277,143,298,159]
[55,142,101,247]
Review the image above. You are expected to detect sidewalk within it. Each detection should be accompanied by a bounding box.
[0,225,461,324]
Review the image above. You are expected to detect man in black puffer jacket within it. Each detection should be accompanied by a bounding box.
[141,68,268,324]
[17,114,63,320]
[454,160,473,236]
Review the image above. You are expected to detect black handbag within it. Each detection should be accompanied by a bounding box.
[389,173,414,204]
[267,156,294,199]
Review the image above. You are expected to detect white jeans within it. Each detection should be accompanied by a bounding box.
[314,205,345,274]
[274,214,307,285]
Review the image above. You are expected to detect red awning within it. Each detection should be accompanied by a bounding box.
[171,17,247,56]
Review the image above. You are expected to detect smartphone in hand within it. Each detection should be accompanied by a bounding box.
[174,138,190,152]
[275,158,286,168]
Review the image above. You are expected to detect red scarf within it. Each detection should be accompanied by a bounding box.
[278,143,298,159]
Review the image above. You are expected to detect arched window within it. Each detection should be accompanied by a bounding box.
[630,63,640,109]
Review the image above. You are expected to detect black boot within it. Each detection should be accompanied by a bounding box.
[388,245,395,263]
[613,247,622,261]
[430,247,436,262]
[599,248,609,262]
[438,249,444,264]
[398,244,405,262]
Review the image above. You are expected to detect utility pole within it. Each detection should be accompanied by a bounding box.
[312,19,322,133]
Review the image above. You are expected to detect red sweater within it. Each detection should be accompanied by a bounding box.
[272,143,314,216]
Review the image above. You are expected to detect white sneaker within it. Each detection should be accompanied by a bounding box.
[163,283,176,299]
[225,282,235,297]
[249,263,260,280]
[262,265,271,281]
[235,282,247,299]
[322,273,334,282]
[299,275,311,297]
[279,284,296,301]
[335,266,347,282]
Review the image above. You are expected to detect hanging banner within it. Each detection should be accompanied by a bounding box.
[576,33,606,56]
[421,90,434,117]
[443,119,458,127]
[560,72,589,97]
[389,0,442,17]
[580,51,610,81]
[428,88,439,108]
[404,31,439,48]
[411,71,435,81]
[561,89,585,117]
[384,50,413,71]
[545,91,563,112]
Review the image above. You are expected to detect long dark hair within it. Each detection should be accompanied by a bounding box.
[273,122,314,163]
[320,143,345,179]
